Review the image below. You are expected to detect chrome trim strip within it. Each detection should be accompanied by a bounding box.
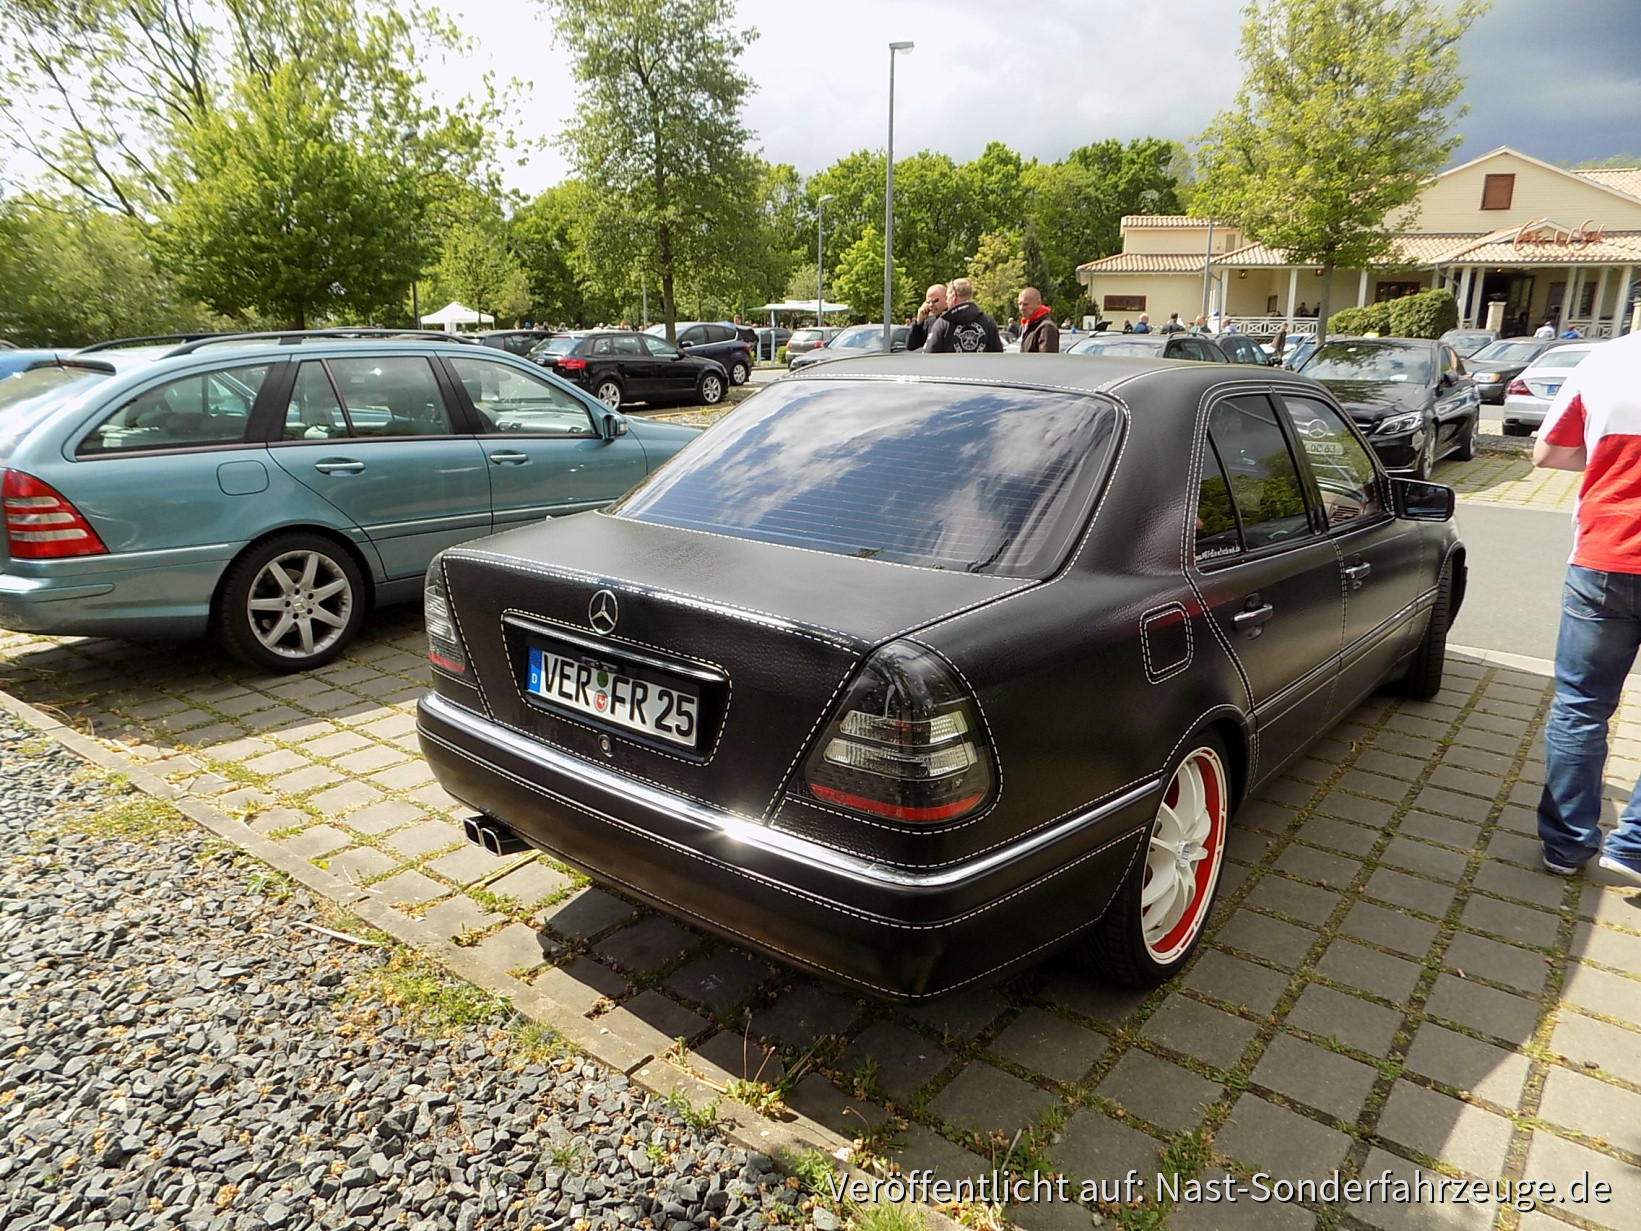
[421,692,1161,891]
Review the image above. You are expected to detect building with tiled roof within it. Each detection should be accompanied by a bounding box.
[1076,147,1641,339]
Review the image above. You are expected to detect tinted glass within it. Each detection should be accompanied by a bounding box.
[79,364,270,455]
[1067,337,1167,357]
[327,356,450,437]
[1300,342,1433,385]
[530,336,580,358]
[284,362,348,440]
[1472,341,1546,363]
[1530,348,1592,371]
[1195,448,1243,562]
[643,337,679,358]
[613,380,1120,577]
[1279,394,1384,526]
[707,325,734,344]
[1207,395,1311,550]
[0,368,107,454]
[830,326,884,350]
[448,357,596,435]
[1175,339,1222,362]
[791,330,823,344]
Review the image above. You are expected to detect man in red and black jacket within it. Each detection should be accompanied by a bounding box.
[1016,287,1060,353]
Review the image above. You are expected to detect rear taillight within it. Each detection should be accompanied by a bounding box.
[557,357,587,371]
[2,469,108,559]
[1506,378,1529,396]
[802,642,994,823]
[424,556,467,675]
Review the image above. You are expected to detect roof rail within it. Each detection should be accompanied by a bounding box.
[162,328,481,357]
[76,333,223,354]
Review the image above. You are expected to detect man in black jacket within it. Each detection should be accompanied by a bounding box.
[906,283,948,351]
[921,278,1003,353]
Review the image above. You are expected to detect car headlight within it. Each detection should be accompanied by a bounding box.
[1377,412,1424,435]
[1471,372,1499,383]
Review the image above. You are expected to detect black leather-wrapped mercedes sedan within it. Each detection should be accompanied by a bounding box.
[417,355,1465,1001]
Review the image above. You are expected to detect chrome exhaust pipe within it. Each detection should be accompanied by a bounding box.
[463,814,529,856]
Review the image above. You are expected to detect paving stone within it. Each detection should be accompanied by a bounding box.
[323,846,398,883]
[1286,984,1402,1055]
[895,988,1007,1041]
[341,799,428,836]
[1182,950,1290,1015]
[332,744,409,774]
[750,983,857,1048]
[1551,1010,1641,1087]
[663,949,774,1014]
[1094,1049,1221,1133]
[306,779,387,816]
[1313,790,1395,828]
[988,1007,1108,1084]
[1225,826,1275,866]
[1258,778,1314,809]
[1398,811,1482,850]
[1341,901,1441,957]
[419,895,504,939]
[302,730,373,757]
[887,1123,988,1183]
[1139,995,1258,1070]
[782,1073,892,1141]
[1336,769,1411,803]
[1441,743,1515,776]
[240,704,309,731]
[1250,1034,1377,1120]
[425,843,510,885]
[1475,860,1568,908]
[1572,920,1641,975]
[1275,844,1363,887]
[1538,1065,1641,1145]
[1403,1021,1529,1106]
[1051,1110,1162,1185]
[1295,816,1378,857]
[1460,894,1559,947]
[1005,1200,1100,1231]
[1445,931,1550,993]
[270,764,347,794]
[372,869,447,906]
[383,818,462,860]
[1381,836,1470,881]
[1317,938,1422,1002]
[1376,1080,1513,1176]
[924,1061,1056,1136]
[487,860,573,907]
[276,824,351,860]
[1524,1125,1641,1231]
[1365,867,1457,917]
[471,921,556,972]
[593,916,697,974]
[693,1029,785,1086]
[1039,976,1149,1025]
[536,886,638,938]
[246,806,309,835]
[838,1022,951,1105]
[1580,881,1641,931]
[1425,974,1539,1043]
[1356,748,1424,782]
[1426,764,1501,800]
[244,748,309,775]
[622,989,709,1041]
[1347,1147,1495,1231]
[1213,911,1317,968]
[533,956,627,1016]
[1245,875,1341,925]
[1483,828,1545,868]
[1169,1171,1317,1230]
[1215,1094,1350,1175]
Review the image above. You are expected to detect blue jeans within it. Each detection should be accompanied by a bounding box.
[1539,565,1641,867]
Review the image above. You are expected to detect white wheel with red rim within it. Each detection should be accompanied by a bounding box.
[1141,745,1229,964]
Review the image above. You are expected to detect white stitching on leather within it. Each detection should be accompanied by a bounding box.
[760,664,860,821]
[441,556,496,722]
[1140,601,1194,683]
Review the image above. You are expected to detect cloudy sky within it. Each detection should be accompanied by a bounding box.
[427,0,1641,195]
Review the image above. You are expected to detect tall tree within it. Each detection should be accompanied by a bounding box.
[1194,0,1486,341]
[548,0,759,343]
[433,222,532,325]
[831,226,910,321]
[966,231,1025,323]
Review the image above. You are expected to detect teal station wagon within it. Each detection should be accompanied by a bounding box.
[0,332,698,670]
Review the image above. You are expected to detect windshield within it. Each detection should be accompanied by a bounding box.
[1529,348,1593,372]
[829,326,885,350]
[1444,332,1493,352]
[612,379,1120,577]
[1472,341,1547,363]
[529,336,580,357]
[0,367,108,455]
[1300,342,1432,384]
[790,330,823,344]
[1067,337,1166,357]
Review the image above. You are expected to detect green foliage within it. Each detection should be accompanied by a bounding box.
[354,950,510,1035]
[663,1087,722,1131]
[1386,286,1458,338]
[777,1147,838,1194]
[1021,220,1054,302]
[512,181,627,326]
[848,1209,927,1231]
[432,222,531,324]
[1194,0,1487,339]
[966,231,1025,322]
[830,225,911,321]
[1326,301,1394,335]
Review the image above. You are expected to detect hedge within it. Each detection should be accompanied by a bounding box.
[1387,287,1458,339]
[1326,302,1392,336]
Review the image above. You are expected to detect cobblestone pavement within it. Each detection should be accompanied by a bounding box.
[2,454,1638,1231]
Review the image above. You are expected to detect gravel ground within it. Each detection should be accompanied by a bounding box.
[0,713,832,1231]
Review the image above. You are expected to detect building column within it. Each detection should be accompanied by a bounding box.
[1618,265,1636,336]
[1566,266,1584,328]
[1589,266,1611,337]
[1286,268,1299,322]
[1457,267,1475,327]
[1357,269,1369,307]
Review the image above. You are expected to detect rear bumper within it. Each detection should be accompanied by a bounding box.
[0,556,219,639]
[417,692,1153,1000]
[1502,396,1549,427]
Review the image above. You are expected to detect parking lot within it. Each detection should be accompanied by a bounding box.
[2,452,1638,1231]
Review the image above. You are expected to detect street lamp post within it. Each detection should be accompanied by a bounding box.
[816,193,834,330]
[885,41,913,353]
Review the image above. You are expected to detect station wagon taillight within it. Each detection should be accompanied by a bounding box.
[2,469,108,559]
[802,641,994,823]
[1506,378,1530,397]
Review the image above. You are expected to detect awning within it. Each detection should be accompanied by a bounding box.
[419,301,494,328]
[756,300,853,314]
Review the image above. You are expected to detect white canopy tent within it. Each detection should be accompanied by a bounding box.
[419,301,494,332]
[756,299,853,324]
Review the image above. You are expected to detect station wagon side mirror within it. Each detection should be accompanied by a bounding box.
[1392,478,1455,522]
[601,411,628,440]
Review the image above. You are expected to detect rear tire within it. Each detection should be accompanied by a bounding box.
[1075,732,1231,988]
[697,372,725,405]
[216,533,366,673]
[728,360,750,386]
[1397,566,1453,699]
[1453,412,1478,461]
[594,379,624,409]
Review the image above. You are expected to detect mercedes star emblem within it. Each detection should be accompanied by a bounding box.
[588,589,619,635]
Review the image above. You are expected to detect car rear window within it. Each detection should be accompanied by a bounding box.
[530,336,580,357]
[612,379,1120,577]
[1067,338,1166,357]
[1530,348,1592,371]
[0,367,109,455]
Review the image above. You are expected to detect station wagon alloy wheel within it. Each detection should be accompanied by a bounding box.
[1141,745,1228,963]
[217,532,366,673]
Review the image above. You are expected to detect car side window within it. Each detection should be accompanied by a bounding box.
[1278,394,1386,527]
[709,325,735,344]
[678,327,704,346]
[1206,395,1313,550]
[284,362,349,440]
[326,356,452,437]
[447,357,597,436]
[644,337,681,359]
[1195,446,1244,561]
[79,364,271,456]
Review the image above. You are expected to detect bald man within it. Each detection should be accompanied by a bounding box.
[1016,287,1060,353]
[907,283,948,351]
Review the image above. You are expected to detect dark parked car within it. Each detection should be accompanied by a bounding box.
[1214,332,1277,366]
[1462,337,1580,404]
[1066,333,1230,363]
[754,326,792,361]
[474,330,561,358]
[646,323,753,386]
[530,331,729,409]
[784,327,843,361]
[1439,328,1498,359]
[417,354,1464,1000]
[786,324,912,370]
[1296,337,1480,479]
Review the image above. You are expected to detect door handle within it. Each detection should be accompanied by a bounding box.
[1344,561,1372,588]
[313,458,364,475]
[488,450,530,465]
[1233,603,1275,637]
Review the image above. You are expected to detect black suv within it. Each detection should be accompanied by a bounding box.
[648,323,753,386]
[529,331,729,409]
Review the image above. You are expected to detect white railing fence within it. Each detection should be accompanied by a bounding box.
[1220,317,1319,338]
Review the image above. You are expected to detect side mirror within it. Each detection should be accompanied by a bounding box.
[679,339,695,348]
[602,411,628,440]
[1392,477,1455,522]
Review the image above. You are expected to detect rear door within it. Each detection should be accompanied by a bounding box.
[441,353,649,532]
[1191,392,1344,777]
[641,335,697,397]
[268,355,490,579]
[1434,344,1477,451]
